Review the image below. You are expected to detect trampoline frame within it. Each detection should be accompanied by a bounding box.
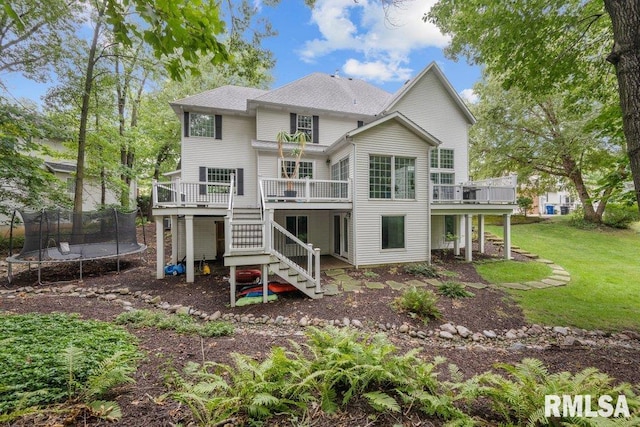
[6,208,147,285]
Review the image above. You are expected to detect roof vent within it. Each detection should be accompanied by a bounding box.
[334,69,340,78]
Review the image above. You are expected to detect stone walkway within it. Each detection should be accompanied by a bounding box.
[322,233,571,294]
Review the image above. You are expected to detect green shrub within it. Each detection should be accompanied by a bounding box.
[462,358,640,426]
[404,263,439,278]
[438,281,474,299]
[393,287,442,321]
[167,327,470,425]
[0,313,139,419]
[115,309,233,337]
[363,270,379,278]
[603,203,640,229]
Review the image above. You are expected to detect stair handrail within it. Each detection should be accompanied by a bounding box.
[258,176,266,221]
[270,220,320,291]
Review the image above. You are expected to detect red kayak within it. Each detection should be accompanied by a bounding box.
[238,281,298,296]
[235,269,261,284]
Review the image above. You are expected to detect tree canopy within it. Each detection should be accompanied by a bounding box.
[428,0,640,213]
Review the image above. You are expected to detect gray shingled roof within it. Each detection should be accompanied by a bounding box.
[44,161,76,173]
[171,86,268,112]
[252,73,392,115]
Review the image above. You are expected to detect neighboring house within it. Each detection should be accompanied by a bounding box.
[0,138,120,226]
[151,62,517,305]
[37,138,121,212]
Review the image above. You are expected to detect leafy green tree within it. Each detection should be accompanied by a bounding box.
[0,101,70,219]
[470,75,626,223]
[427,0,640,215]
[0,0,80,80]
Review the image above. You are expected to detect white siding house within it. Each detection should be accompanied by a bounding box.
[152,63,518,304]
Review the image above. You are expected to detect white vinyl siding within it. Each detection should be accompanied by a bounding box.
[273,210,332,255]
[176,217,218,260]
[352,120,431,266]
[181,114,257,208]
[256,107,365,146]
[388,71,469,183]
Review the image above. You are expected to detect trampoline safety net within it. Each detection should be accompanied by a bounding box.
[12,208,144,262]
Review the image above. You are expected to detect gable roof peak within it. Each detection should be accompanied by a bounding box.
[383,62,476,124]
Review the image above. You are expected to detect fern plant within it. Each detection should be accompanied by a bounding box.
[438,281,475,299]
[463,358,640,426]
[168,327,473,425]
[393,287,442,321]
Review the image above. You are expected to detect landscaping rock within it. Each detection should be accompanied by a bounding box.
[440,323,457,334]
[439,331,455,339]
[483,330,497,339]
[553,326,569,335]
[456,325,472,338]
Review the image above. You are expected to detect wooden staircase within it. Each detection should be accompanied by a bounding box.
[224,207,323,301]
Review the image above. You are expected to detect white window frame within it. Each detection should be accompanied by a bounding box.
[279,159,314,179]
[189,113,216,138]
[369,155,416,200]
[296,114,313,141]
[431,148,454,169]
[206,167,234,193]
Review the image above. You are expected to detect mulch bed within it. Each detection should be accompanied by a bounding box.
[2,223,639,426]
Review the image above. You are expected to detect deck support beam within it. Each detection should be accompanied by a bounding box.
[155,216,165,279]
[464,214,473,262]
[478,214,485,254]
[503,213,512,260]
[185,215,195,282]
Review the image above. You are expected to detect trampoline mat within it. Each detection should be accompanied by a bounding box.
[8,243,146,263]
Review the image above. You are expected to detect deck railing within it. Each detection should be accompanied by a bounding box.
[260,177,351,203]
[152,179,232,207]
[432,175,517,204]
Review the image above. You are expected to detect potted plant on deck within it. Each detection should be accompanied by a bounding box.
[276,130,308,197]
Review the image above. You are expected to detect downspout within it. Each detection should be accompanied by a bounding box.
[427,146,432,264]
[350,137,358,268]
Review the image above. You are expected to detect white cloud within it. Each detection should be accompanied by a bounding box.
[459,88,479,104]
[342,59,412,83]
[299,0,449,82]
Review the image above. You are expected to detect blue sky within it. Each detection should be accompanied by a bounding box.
[1,0,481,105]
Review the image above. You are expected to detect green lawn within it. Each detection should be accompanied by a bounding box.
[485,217,640,332]
[475,259,551,283]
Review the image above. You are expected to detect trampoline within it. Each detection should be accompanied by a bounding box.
[6,208,147,284]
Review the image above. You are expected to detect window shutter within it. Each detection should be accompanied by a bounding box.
[357,120,364,128]
[290,113,296,134]
[236,168,244,196]
[312,115,319,144]
[184,112,190,137]
[215,115,222,140]
[199,166,207,195]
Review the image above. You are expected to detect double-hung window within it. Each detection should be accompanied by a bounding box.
[281,160,313,179]
[369,155,415,199]
[186,112,222,139]
[430,148,455,200]
[207,168,234,193]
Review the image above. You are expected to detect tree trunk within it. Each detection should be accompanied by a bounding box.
[73,1,105,239]
[605,0,640,212]
[561,154,601,222]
